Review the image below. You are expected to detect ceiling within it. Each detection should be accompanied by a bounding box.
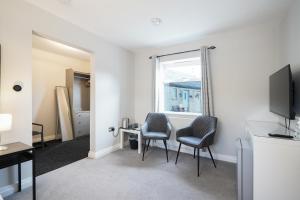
[32,34,91,61]
[25,0,293,50]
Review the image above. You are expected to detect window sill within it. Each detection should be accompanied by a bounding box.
[162,111,201,118]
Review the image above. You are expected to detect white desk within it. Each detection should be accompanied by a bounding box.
[119,128,142,154]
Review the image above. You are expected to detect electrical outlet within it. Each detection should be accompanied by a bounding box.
[108,127,115,132]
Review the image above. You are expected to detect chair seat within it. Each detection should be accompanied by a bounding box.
[32,131,42,136]
[143,131,168,139]
[177,136,202,147]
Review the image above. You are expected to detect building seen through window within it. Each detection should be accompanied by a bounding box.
[158,57,202,114]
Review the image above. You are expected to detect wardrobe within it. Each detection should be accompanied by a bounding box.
[66,69,90,138]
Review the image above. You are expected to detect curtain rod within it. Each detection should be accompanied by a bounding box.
[149,46,216,59]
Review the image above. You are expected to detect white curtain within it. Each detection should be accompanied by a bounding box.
[201,46,214,116]
[152,55,160,112]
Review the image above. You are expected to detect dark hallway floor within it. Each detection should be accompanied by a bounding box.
[34,135,90,176]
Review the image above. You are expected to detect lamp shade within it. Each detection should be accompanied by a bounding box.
[0,114,12,132]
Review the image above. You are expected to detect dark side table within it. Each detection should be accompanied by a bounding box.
[0,142,36,200]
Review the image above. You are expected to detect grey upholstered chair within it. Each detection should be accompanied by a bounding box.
[141,112,172,162]
[175,116,217,176]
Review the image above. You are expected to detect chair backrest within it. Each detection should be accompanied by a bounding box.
[191,116,217,139]
[145,112,169,133]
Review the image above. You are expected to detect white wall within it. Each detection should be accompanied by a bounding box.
[134,23,280,161]
[32,48,90,139]
[279,0,300,68]
[0,0,134,191]
[278,0,300,130]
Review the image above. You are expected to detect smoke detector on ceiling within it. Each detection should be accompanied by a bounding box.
[151,18,162,25]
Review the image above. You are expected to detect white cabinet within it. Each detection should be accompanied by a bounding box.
[73,111,90,137]
[245,121,300,200]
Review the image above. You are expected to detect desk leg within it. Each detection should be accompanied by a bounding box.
[120,130,124,149]
[32,149,36,200]
[18,161,21,192]
[138,133,142,154]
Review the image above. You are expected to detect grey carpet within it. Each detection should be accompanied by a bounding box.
[6,147,236,200]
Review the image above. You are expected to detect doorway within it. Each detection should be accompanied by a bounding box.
[31,33,92,175]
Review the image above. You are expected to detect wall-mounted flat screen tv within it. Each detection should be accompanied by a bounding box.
[269,64,295,119]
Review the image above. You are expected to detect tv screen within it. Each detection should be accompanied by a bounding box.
[269,65,294,119]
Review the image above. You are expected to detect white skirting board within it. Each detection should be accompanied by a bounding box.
[88,143,120,159]
[32,134,57,143]
[143,141,237,163]
[0,177,32,198]
[90,141,236,163]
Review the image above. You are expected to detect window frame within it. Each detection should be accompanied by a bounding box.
[155,56,203,116]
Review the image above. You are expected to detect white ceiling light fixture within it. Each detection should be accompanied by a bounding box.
[151,18,162,26]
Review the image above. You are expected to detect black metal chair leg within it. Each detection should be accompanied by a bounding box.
[163,140,168,162]
[41,124,45,148]
[32,149,36,200]
[142,139,147,161]
[193,147,196,159]
[207,146,217,168]
[146,139,150,152]
[41,133,45,148]
[18,161,21,192]
[175,143,181,164]
[197,148,200,177]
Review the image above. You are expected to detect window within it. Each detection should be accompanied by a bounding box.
[156,57,202,114]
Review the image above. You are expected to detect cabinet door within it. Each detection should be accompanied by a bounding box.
[74,112,90,137]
